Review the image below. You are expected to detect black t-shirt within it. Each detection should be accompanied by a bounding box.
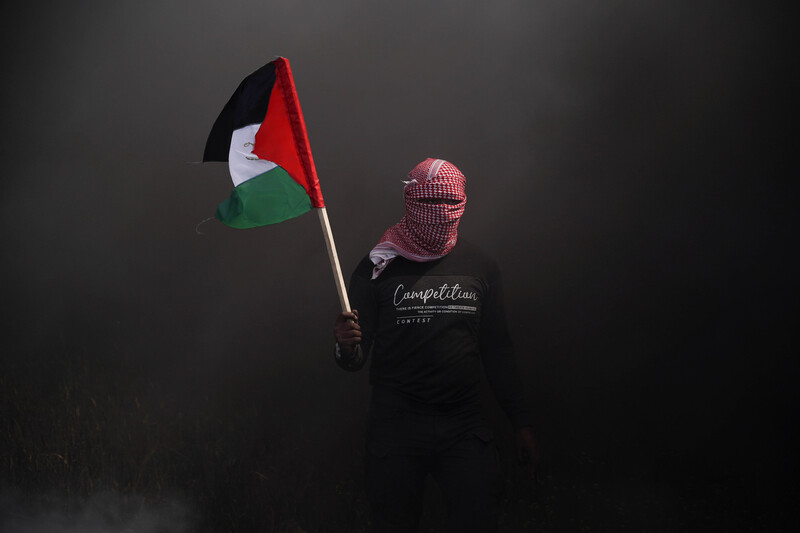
[342,239,531,429]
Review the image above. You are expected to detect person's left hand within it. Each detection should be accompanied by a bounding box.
[515,426,541,481]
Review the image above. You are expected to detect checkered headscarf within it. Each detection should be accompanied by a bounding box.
[369,158,466,278]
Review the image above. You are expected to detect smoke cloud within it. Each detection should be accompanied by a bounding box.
[1,0,795,531]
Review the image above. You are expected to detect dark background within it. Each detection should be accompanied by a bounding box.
[1,1,796,531]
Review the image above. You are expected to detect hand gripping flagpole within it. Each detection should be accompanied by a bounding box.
[316,208,351,312]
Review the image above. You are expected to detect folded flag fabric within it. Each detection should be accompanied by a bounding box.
[203,57,324,228]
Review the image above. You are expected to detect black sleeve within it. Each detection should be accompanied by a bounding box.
[335,343,365,371]
[479,264,533,430]
[334,257,377,372]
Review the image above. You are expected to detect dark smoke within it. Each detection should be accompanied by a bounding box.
[1,0,796,531]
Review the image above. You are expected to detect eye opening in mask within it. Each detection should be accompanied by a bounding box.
[416,198,461,205]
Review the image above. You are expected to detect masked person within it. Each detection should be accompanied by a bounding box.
[334,158,538,533]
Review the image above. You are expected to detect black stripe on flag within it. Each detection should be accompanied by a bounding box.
[203,61,277,162]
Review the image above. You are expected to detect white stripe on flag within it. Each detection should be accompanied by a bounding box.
[228,124,278,187]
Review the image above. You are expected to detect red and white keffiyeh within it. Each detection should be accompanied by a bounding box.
[369,158,467,278]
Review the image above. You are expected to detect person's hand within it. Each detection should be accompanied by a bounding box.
[516,426,541,482]
[334,310,361,357]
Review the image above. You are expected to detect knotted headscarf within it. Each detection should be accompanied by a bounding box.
[369,158,467,279]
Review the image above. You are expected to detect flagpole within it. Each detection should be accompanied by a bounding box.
[316,207,351,312]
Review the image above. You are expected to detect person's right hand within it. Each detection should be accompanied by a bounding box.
[334,310,361,356]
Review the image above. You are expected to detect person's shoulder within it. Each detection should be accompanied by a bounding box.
[451,238,495,264]
[452,237,486,257]
[351,254,375,280]
[447,238,501,279]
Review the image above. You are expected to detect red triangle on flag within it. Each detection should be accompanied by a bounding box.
[253,58,325,208]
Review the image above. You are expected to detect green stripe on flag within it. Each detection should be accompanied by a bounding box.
[216,166,312,229]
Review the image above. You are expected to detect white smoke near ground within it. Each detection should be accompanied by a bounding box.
[0,490,195,533]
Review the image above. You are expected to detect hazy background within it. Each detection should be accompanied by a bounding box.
[1,1,796,531]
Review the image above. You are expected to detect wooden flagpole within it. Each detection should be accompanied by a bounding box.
[316,207,351,312]
[270,59,347,312]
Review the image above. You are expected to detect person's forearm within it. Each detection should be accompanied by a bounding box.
[483,347,533,429]
[334,343,366,371]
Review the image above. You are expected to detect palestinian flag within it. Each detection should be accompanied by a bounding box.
[203,57,324,228]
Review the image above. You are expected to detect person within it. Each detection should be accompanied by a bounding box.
[334,158,539,533]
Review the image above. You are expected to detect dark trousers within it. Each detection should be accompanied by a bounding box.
[365,393,501,533]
